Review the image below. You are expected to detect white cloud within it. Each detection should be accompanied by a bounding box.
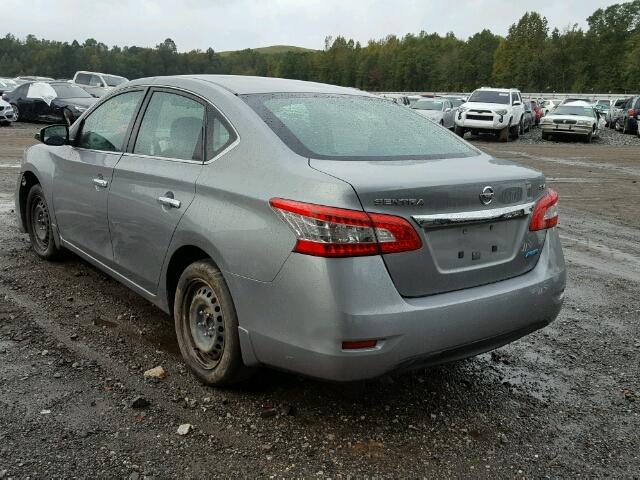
[2,0,620,51]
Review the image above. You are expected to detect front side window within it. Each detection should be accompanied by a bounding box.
[77,90,144,152]
[89,75,103,87]
[134,91,205,161]
[75,73,90,85]
[243,93,478,161]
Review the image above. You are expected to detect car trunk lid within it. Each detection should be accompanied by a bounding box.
[310,153,548,297]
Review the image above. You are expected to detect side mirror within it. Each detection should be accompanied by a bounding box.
[38,124,69,146]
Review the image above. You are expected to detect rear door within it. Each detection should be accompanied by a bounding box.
[52,89,145,263]
[107,88,207,293]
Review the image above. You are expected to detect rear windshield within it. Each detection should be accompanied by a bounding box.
[412,100,443,111]
[242,93,478,161]
[468,90,510,104]
[104,75,127,87]
[52,84,93,99]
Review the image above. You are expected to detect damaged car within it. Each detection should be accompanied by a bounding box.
[15,75,566,385]
[2,81,97,124]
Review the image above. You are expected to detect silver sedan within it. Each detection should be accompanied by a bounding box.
[15,75,566,385]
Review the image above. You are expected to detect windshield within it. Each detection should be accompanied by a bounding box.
[553,105,594,117]
[52,84,93,99]
[243,93,478,161]
[412,100,444,111]
[468,90,510,104]
[449,98,463,107]
[103,75,128,87]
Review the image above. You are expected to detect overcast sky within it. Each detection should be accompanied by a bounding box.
[3,0,620,52]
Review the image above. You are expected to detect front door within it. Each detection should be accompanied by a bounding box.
[107,89,206,293]
[52,89,145,263]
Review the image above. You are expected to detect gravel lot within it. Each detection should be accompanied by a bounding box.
[0,122,639,478]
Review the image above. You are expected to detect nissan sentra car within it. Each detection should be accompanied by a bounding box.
[15,75,566,385]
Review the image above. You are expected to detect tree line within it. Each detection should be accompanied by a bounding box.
[1,1,638,93]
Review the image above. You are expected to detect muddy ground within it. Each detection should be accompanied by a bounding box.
[0,122,639,479]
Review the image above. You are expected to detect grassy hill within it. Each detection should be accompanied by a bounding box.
[219,45,316,56]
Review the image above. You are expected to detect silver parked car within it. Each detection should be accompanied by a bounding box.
[411,98,456,129]
[15,75,566,385]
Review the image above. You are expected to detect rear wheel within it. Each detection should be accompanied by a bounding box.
[26,184,62,260]
[585,132,592,143]
[174,260,252,386]
[454,125,465,137]
[622,119,629,134]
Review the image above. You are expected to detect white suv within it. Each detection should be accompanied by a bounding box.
[72,71,129,98]
[455,87,525,142]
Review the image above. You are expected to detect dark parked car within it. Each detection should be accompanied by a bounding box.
[523,102,534,132]
[616,96,640,134]
[2,82,97,124]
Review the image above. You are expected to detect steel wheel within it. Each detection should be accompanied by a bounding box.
[25,184,62,260]
[10,104,19,121]
[184,280,226,370]
[174,259,252,386]
[30,196,50,252]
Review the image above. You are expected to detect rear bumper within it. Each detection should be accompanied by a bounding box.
[226,229,566,381]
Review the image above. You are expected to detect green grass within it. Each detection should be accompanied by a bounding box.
[218,45,316,56]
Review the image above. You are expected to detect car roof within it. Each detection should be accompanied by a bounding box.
[128,75,371,96]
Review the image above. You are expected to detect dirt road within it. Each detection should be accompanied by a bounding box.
[1,123,638,478]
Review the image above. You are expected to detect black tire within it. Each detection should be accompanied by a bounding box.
[541,132,549,141]
[174,259,252,386]
[585,132,592,143]
[622,119,629,134]
[498,126,509,142]
[26,184,62,260]
[62,108,74,126]
[10,104,19,122]
[454,125,465,137]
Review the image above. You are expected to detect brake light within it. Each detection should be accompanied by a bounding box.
[270,198,422,257]
[529,189,559,231]
[342,340,377,350]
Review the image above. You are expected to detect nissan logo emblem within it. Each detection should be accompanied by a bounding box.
[480,186,494,205]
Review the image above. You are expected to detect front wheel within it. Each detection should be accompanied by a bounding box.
[454,125,465,137]
[541,132,549,140]
[174,260,252,386]
[498,126,509,142]
[26,184,62,260]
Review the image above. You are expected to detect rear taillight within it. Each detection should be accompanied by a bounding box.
[529,189,559,231]
[270,198,422,257]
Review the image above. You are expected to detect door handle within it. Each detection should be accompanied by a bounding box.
[158,196,181,209]
[93,177,108,188]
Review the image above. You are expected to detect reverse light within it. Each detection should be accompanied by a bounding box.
[270,198,422,257]
[529,189,559,231]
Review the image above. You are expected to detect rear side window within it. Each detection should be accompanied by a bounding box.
[134,91,205,161]
[243,93,477,161]
[206,107,236,160]
[77,90,144,152]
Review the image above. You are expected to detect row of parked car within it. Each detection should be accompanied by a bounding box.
[381,89,637,142]
[0,71,128,126]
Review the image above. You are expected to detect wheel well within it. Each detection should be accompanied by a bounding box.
[18,171,40,230]
[166,245,210,313]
